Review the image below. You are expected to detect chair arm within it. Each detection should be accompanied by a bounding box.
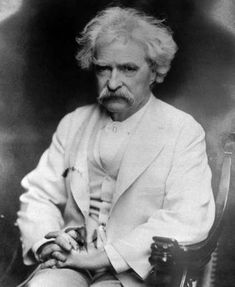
[147,236,217,287]
[149,235,217,272]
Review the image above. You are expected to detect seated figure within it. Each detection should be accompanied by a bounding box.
[17,6,215,287]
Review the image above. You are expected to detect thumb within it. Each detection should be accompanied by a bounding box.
[45,231,60,239]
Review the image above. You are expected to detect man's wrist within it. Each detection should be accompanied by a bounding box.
[75,249,111,270]
[32,238,55,262]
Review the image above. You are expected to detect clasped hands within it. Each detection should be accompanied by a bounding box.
[37,228,110,271]
[38,228,90,270]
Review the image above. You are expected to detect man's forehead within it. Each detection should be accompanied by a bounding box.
[94,37,147,65]
[93,58,139,68]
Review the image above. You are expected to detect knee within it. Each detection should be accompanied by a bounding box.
[26,274,48,287]
[26,268,89,287]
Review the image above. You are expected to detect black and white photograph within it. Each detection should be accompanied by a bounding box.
[0,1,235,286]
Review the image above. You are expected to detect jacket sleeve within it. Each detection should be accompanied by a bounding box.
[109,117,215,279]
[17,112,73,265]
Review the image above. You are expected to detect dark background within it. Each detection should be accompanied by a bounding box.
[0,0,235,286]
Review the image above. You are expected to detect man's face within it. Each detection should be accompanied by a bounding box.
[94,38,155,121]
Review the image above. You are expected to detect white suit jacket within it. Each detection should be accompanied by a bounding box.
[17,96,215,287]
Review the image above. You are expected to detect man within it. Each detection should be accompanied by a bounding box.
[17,6,215,287]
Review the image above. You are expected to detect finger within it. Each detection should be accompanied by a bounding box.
[55,233,77,251]
[67,230,78,240]
[150,243,158,250]
[65,232,80,250]
[52,251,67,262]
[41,258,57,269]
[55,233,72,251]
[56,260,67,268]
[45,231,61,239]
[69,239,79,250]
[66,227,87,248]
[40,244,62,261]
[67,227,86,241]
[69,231,85,247]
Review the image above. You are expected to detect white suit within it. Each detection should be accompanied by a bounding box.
[17,96,215,287]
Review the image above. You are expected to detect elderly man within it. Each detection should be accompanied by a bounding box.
[17,6,215,287]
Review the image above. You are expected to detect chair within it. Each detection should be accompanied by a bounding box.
[147,133,235,287]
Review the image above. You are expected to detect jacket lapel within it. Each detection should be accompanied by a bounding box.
[69,106,103,218]
[112,97,167,210]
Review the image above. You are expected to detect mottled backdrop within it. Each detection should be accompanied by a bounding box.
[0,0,234,286]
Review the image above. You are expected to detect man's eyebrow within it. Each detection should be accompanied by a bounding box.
[118,62,139,67]
[92,59,108,66]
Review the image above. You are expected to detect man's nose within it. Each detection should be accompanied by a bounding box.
[107,69,122,91]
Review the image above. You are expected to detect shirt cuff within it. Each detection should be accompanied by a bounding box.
[104,243,130,273]
[32,238,55,261]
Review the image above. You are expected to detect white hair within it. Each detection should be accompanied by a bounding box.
[76,6,178,84]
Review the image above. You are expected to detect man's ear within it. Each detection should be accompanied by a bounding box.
[147,59,157,86]
[150,69,157,86]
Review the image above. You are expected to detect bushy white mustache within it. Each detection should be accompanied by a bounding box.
[97,87,135,105]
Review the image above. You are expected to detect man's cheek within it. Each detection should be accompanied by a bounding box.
[97,76,107,86]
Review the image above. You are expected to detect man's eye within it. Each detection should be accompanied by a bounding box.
[95,65,111,74]
[120,65,138,75]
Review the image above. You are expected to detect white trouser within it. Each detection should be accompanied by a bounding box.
[26,268,122,287]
